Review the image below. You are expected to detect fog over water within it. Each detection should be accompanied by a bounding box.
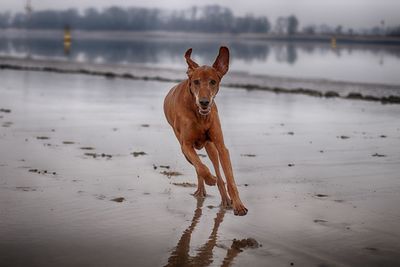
[1,0,400,28]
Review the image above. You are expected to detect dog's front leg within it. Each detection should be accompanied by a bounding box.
[205,142,231,208]
[214,144,248,216]
[181,142,217,197]
[209,119,248,216]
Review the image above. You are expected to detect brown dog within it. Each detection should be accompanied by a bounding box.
[163,47,247,216]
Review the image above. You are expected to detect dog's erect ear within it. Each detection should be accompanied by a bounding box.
[184,48,199,76]
[212,46,229,78]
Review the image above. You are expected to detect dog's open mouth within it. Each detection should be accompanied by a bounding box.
[198,106,211,115]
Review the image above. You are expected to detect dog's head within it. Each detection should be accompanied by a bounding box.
[184,46,229,116]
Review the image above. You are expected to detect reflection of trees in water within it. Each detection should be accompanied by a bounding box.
[231,43,269,63]
[301,44,316,54]
[3,38,400,66]
[296,42,400,60]
[273,43,297,64]
[2,38,271,65]
[1,39,66,58]
[287,44,297,64]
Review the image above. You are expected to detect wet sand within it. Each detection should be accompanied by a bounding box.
[1,69,400,266]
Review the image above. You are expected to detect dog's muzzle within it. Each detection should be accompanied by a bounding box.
[197,98,213,116]
[198,106,211,115]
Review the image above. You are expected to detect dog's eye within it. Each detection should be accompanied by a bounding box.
[210,80,216,85]
[193,80,200,85]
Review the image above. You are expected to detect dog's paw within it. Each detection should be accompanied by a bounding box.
[220,197,232,209]
[233,202,248,216]
[204,174,217,186]
[198,166,217,186]
[193,188,206,198]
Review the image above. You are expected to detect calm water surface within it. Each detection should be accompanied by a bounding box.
[1,35,400,85]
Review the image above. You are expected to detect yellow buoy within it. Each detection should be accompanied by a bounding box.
[331,36,337,49]
[64,26,72,55]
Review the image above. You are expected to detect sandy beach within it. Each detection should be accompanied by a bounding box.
[1,69,400,266]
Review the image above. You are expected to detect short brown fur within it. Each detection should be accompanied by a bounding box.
[163,47,248,216]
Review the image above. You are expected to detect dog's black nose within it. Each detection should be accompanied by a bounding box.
[199,98,210,107]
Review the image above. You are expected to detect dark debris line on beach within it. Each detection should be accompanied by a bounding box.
[0,108,12,113]
[1,63,400,104]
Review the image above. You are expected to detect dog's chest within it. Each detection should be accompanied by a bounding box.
[192,126,210,150]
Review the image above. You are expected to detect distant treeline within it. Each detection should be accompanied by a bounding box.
[0,5,270,33]
[0,5,399,36]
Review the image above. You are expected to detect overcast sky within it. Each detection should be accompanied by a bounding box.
[2,0,399,29]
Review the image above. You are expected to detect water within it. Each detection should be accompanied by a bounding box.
[1,33,400,86]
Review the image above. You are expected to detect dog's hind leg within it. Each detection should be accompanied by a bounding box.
[205,142,231,208]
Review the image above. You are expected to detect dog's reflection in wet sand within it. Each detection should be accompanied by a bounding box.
[165,198,259,267]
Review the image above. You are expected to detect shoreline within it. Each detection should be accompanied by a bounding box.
[1,56,400,104]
